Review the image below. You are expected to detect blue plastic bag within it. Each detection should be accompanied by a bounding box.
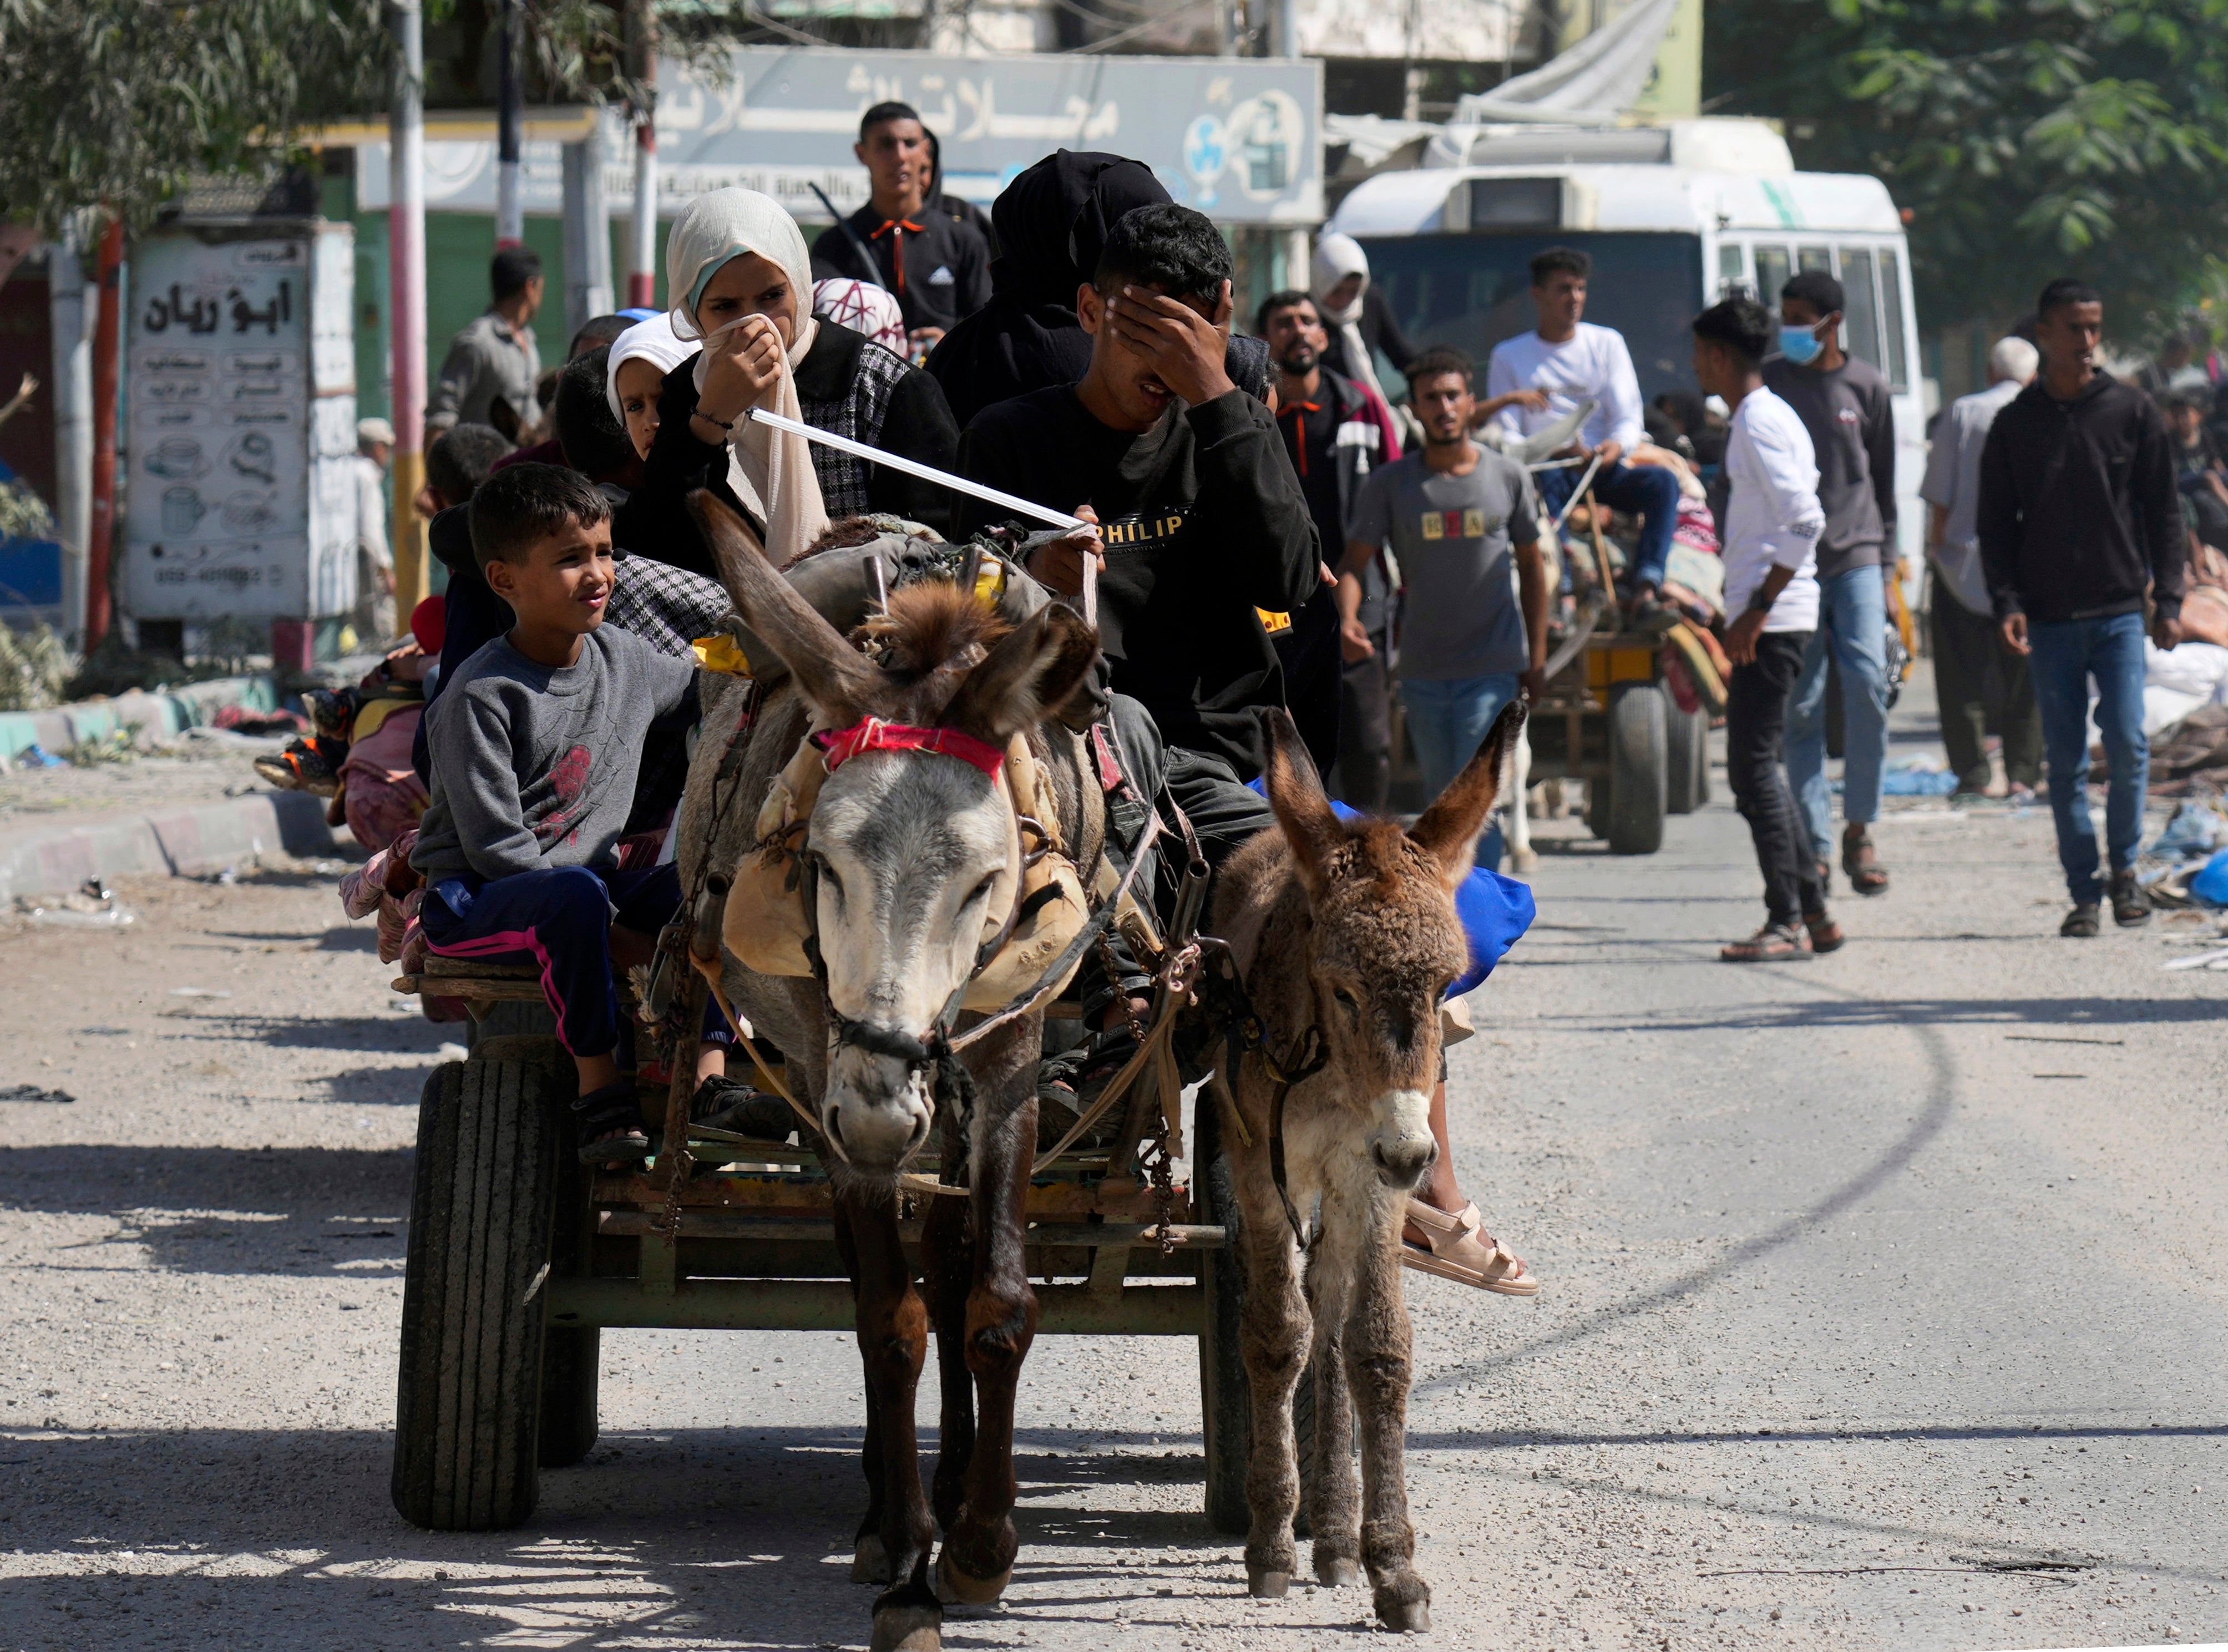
[1245,784,1538,994]
[2191,846,2228,909]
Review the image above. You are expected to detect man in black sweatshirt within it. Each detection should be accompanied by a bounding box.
[956,201,1323,868]
[1977,277,2186,936]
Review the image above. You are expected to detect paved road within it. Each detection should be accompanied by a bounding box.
[3,697,2225,1650]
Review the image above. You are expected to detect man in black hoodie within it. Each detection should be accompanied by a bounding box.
[956,203,1322,862]
[1977,277,2186,936]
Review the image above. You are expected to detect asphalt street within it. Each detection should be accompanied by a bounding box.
[2,683,2224,1651]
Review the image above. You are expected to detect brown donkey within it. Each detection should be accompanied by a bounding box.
[1208,700,1524,1632]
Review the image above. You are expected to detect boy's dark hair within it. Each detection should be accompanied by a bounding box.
[1255,288,1316,337]
[553,347,637,483]
[568,313,634,358]
[426,423,513,507]
[491,246,542,301]
[859,100,921,140]
[2037,276,2103,318]
[1530,245,1591,286]
[1093,203,1230,306]
[1406,344,1473,388]
[1692,297,1775,366]
[468,463,612,574]
[1780,269,1845,317]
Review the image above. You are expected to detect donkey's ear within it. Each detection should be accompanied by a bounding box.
[943,601,1100,747]
[1408,697,1526,890]
[687,489,877,723]
[1258,707,1342,896]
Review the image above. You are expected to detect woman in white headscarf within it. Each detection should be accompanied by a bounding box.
[625,188,963,577]
[1309,231,1416,403]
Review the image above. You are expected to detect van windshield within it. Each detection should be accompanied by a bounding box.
[1358,232,1704,403]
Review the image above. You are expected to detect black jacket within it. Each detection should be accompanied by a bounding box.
[811,206,992,336]
[621,320,962,576]
[957,386,1321,779]
[1977,373,2185,624]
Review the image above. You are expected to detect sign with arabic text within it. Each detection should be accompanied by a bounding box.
[125,226,359,621]
[355,47,1322,226]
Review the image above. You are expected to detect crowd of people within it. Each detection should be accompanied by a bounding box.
[290,105,2212,1301]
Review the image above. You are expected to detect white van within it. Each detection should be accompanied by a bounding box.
[1328,120,1927,565]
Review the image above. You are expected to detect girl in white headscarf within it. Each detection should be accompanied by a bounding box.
[605,311,691,460]
[665,188,830,561]
[1309,232,1416,403]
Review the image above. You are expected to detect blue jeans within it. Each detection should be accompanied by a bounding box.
[2026,611,2149,905]
[1400,671,1520,871]
[1786,565,1892,858]
[1535,460,1683,589]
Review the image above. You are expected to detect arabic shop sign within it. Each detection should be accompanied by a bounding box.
[356,47,1323,225]
[124,229,345,620]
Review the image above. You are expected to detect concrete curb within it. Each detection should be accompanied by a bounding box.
[0,790,344,903]
[0,675,282,764]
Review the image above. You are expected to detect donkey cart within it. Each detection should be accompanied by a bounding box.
[384,961,1257,1538]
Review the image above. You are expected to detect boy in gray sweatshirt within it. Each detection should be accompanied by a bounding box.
[411,464,700,1160]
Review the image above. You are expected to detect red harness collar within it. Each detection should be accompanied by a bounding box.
[813,717,1007,782]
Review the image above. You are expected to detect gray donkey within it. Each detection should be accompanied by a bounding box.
[674,496,1102,1652]
[1208,700,1525,1633]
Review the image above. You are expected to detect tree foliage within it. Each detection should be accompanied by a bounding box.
[1704,0,2228,331]
[0,0,389,234]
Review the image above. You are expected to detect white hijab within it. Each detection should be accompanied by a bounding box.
[1310,231,1386,402]
[665,188,828,562]
[603,311,691,427]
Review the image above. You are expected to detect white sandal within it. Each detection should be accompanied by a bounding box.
[1401,1199,1538,1295]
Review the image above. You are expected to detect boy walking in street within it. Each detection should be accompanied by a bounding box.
[1764,271,1899,895]
[1339,345,1550,870]
[1691,298,1839,961]
[1978,278,2186,936]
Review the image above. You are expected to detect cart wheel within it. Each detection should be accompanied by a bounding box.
[1665,702,1709,815]
[392,1043,573,1531]
[538,1146,599,1469]
[1607,683,1668,854]
[1195,1093,1252,1536]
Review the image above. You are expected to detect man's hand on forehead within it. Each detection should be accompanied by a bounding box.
[1107,281,1236,407]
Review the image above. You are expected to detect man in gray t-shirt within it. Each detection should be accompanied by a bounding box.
[1761,268,1898,895]
[1340,346,1547,830]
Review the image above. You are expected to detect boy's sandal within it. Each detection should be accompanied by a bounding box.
[1401,1199,1539,1296]
[1803,911,1846,954]
[1842,831,1889,895]
[253,739,343,797]
[1720,923,1811,962]
[574,1080,652,1165]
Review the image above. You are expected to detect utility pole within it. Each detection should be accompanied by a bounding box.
[625,0,659,309]
[47,226,93,643]
[495,0,525,248]
[84,214,124,652]
[389,0,430,616]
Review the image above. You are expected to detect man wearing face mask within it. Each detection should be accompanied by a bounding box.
[1763,270,1899,897]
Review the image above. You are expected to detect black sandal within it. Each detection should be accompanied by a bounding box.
[574,1080,652,1164]
[1843,827,1889,895]
[1720,923,1812,962]
[689,1073,797,1141]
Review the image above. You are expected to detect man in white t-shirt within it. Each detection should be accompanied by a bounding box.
[1692,296,1839,961]
[1486,246,1684,619]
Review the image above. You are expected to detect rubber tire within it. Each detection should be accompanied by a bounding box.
[1196,1092,1252,1536]
[1607,682,1669,855]
[537,1145,599,1469]
[391,1048,571,1531]
[1665,703,1708,815]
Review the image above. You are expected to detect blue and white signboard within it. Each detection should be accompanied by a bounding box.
[357,47,1323,226]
